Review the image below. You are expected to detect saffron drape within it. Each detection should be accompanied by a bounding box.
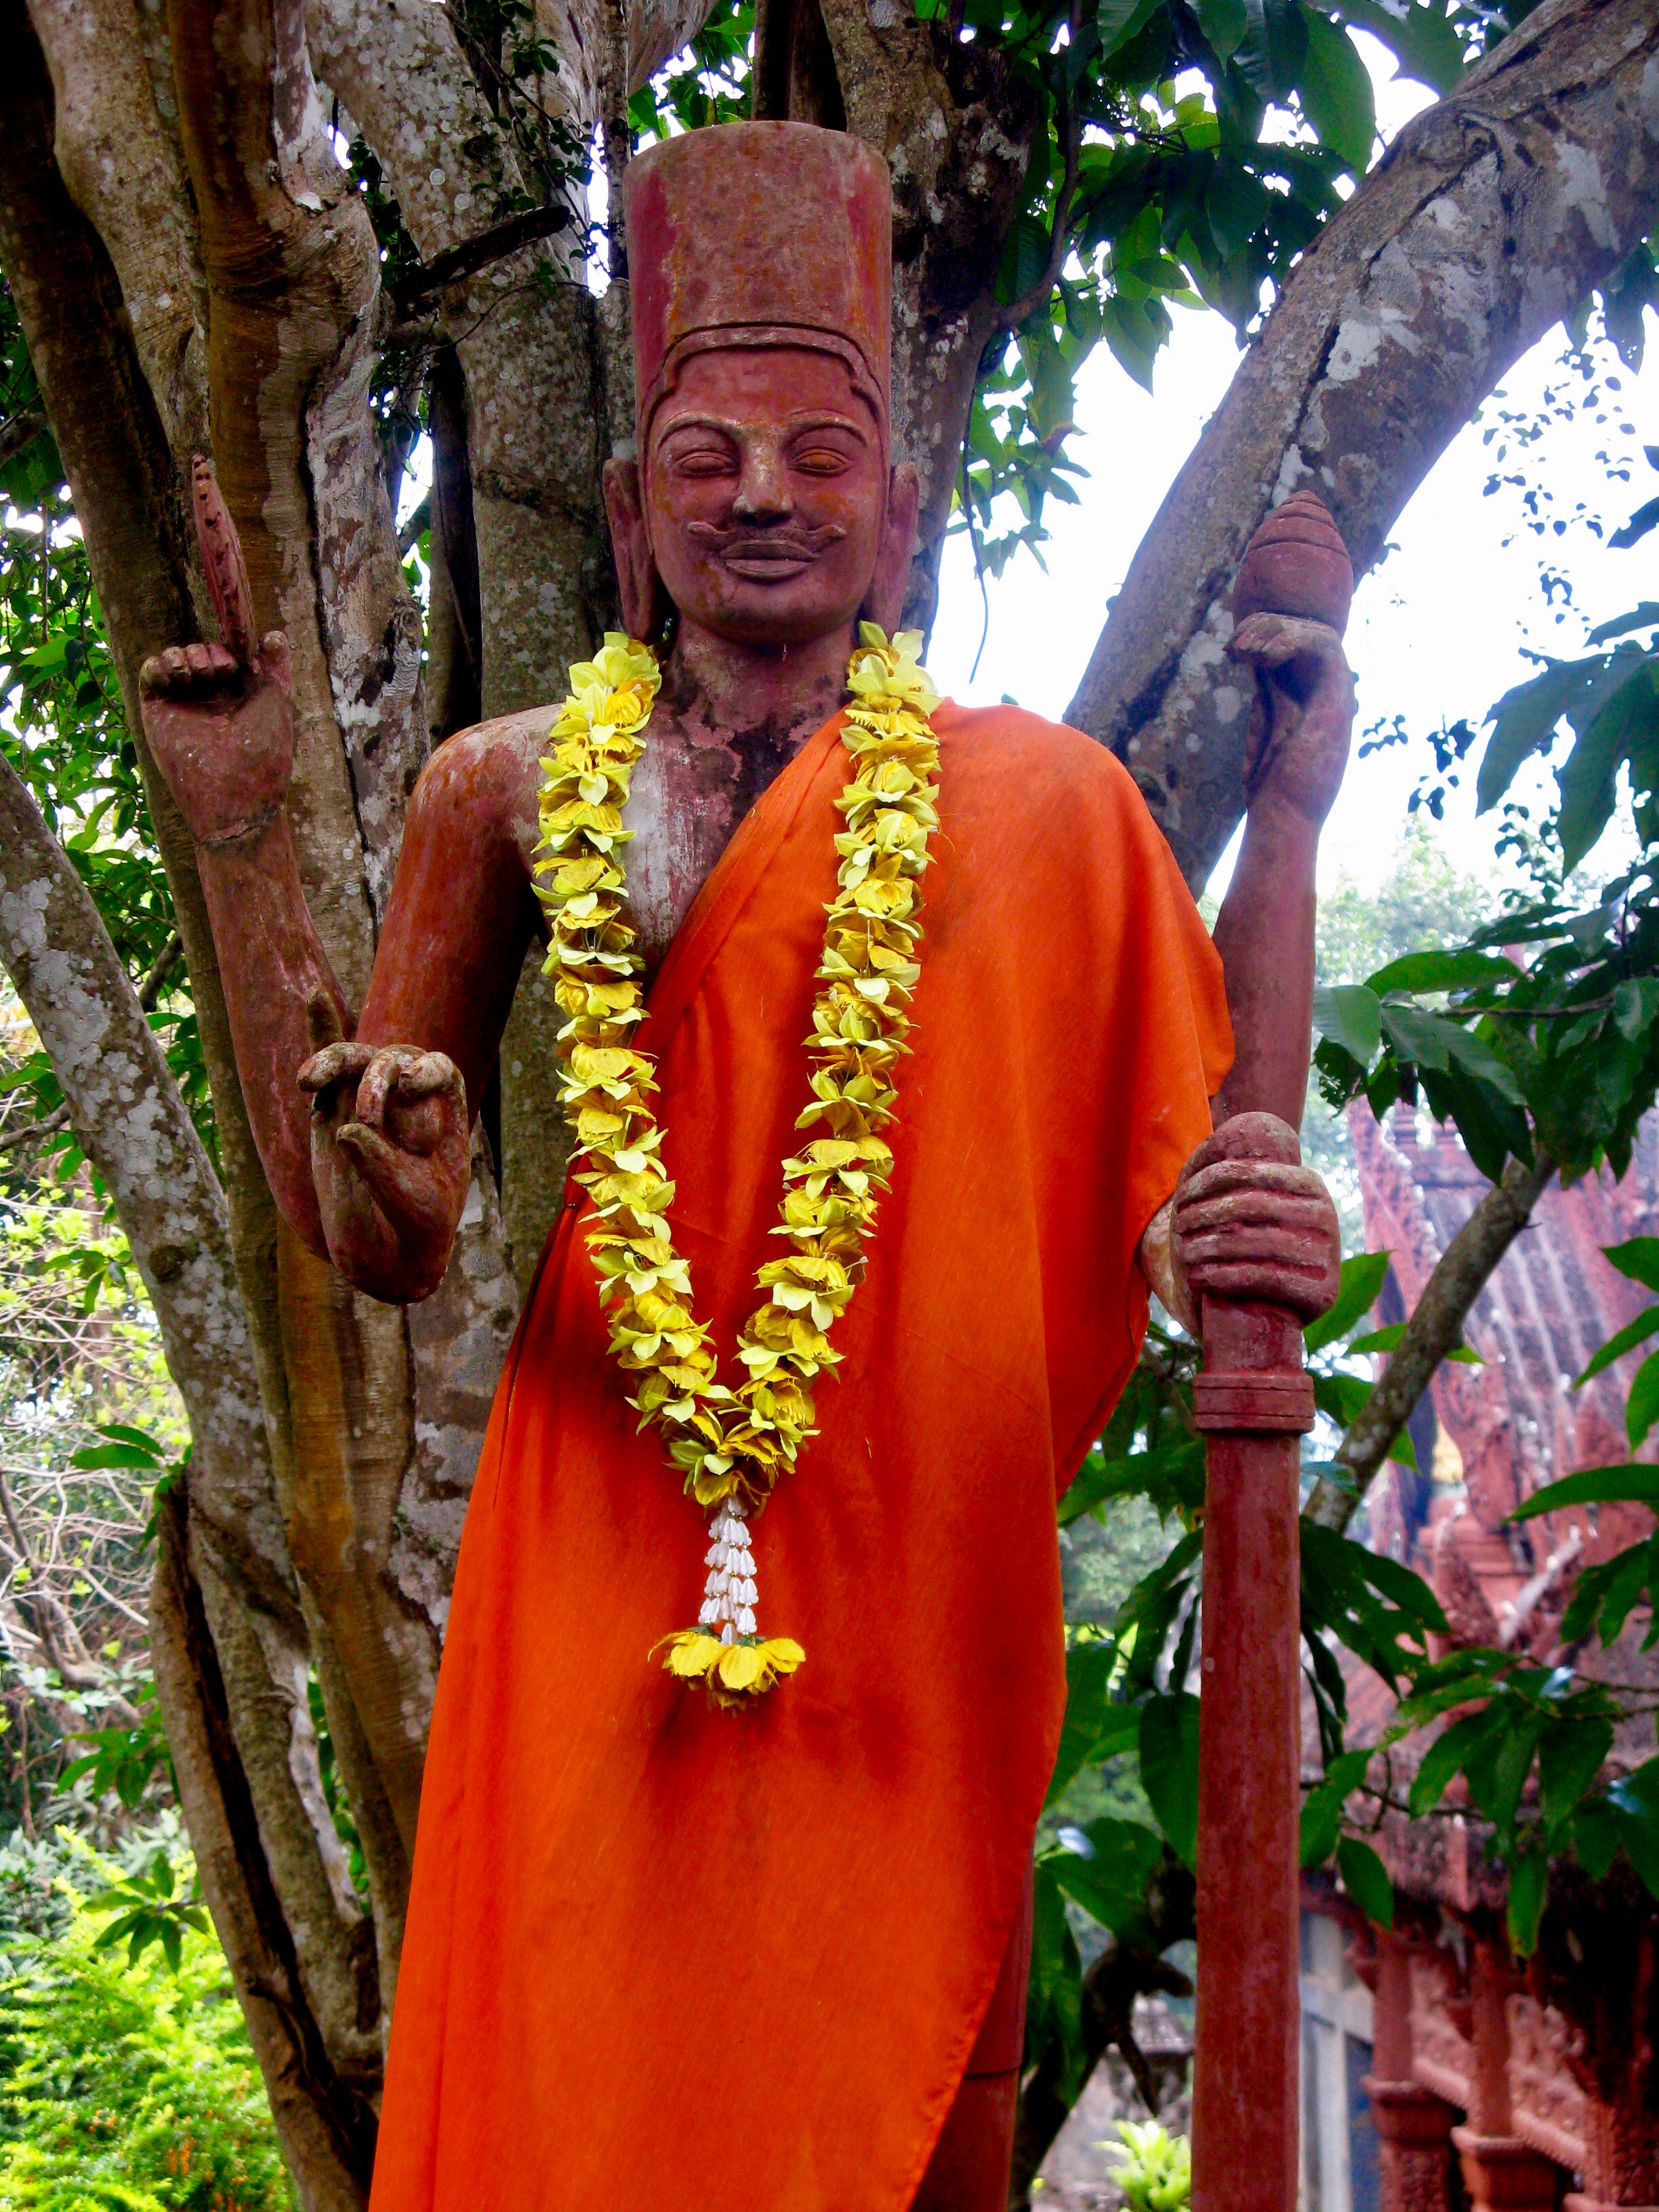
[371,703,1231,2212]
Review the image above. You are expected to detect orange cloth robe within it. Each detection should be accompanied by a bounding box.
[371,702,1231,2212]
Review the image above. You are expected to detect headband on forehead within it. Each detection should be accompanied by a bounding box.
[625,123,893,454]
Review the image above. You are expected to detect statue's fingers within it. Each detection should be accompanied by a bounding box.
[259,630,293,698]
[298,1040,376,1094]
[192,454,259,667]
[1178,1203,1336,1251]
[354,1048,417,1132]
[1228,613,1343,668]
[394,1052,464,1109]
[1178,1158,1315,1205]
[1182,1223,1333,1269]
[334,1121,422,1210]
[1187,1258,1334,1318]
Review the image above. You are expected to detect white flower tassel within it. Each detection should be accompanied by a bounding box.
[697,1502,760,1643]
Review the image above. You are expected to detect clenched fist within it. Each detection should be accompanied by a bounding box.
[1172,1112,1341,1325]
[298,1035,470,1305]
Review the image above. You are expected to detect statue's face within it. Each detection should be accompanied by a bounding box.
[643,348,888,648]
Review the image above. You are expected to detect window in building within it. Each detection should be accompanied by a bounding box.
[1300,1908,1378,2212]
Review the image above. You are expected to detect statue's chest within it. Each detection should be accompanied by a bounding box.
[617,716,795,980]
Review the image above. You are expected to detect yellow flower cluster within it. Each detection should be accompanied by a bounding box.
[655,1629,807,1711]
[534,624,942,1701]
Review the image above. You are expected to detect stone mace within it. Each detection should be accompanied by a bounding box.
[1191,489,1354,2212]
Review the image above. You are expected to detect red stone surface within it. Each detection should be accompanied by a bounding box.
[1232,488,1354,635]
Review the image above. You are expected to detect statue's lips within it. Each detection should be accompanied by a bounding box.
[686,522,846,581]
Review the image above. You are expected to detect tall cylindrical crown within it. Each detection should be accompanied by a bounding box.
[625,123,893,446]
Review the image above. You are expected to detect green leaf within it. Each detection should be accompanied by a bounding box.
[1236,0,1307,102]
[1204,163,1270,257]
[95,1421,169,1455]
[70,1443,164,1471]
[1627,1352,1659,1450]
[1538,1719,1614,1837]
[1618,1805,1659,1903]
[1605,1239,1659,1295]
[1312,984,1381,1071]
[1507,1851,1548,1957]
[1058,1438,1206,1528]
[1379,1002,1450,1071]
[1365,949,1521,995]
[1476,657,1603,815]
[1295,14,1374,171]
[1336,1836,1393,1927]
[1612,496,1659,553]
[1571,1797,1622,1878]
[1408,1709,1500,1816]
[1562,1539,1656,1646]
[1331,0,1464,93]
[1303,1249,1391,1353]
[1139,1692,1201,1868]
[1614,979,1659,1043]
[1587,604,1659,646]
[1513,1463,1659,1520]
[1300,1748,1370,1867]
[1312,1366,1380,1435]
[1050,1817,1166,1936]
[1574,1305,1659,1387]
[1027,1856,1087,2094]
[1345,1323,1405,1354]
[1097,0,1162,60]
[1559,661,1659,875]
[1046,1640,1141,1806]
[1195,0,1247,58]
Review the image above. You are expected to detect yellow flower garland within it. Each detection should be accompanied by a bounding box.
[533,623,942,1705]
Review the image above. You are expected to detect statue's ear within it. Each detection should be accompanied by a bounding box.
[863,462,920,634]
[603,457,668,642]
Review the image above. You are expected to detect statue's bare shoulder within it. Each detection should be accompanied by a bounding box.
[411,705,552,878]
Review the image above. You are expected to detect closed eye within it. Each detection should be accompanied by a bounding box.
[672,447,741,478]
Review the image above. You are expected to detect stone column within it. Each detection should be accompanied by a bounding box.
[1453,1938,1560,2212]
[1366,1927,1461,2212]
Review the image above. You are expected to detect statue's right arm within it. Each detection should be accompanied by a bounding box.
[142,462,539,1305]
[139,464,346,1263]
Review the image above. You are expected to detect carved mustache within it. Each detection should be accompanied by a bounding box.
[684,520,847,563]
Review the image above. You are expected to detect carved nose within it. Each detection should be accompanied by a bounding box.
[731,448,793,522]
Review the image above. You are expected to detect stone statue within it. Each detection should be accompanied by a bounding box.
[140,122,1347,2212]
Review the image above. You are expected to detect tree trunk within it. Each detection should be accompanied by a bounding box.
[1067,0,1659,888]
[0,745,377,2207]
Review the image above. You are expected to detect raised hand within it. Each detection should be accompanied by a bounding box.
[1227,611,1354,829]
[1171,1115,1340,1324]
[139,456,293,845]
[298,1036,470,1305]
[1227,489,1355,830]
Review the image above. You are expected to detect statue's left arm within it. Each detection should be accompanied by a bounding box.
[1209,613,1352,1130]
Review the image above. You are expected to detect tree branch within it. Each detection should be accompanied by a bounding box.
[997,6,1083,335]
[1305,1149,1558,1532]
[388,205,574,314]
[0,406,47,470]
[137,928,183,1010]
